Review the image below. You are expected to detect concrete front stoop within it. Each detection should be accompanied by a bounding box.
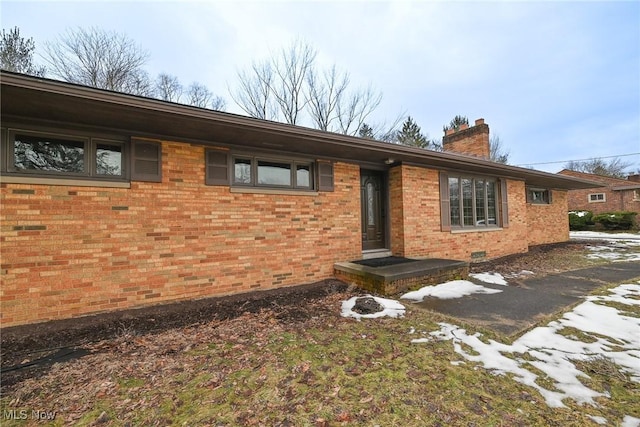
[334,257,469,295]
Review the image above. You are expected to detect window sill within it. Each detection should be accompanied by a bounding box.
[0,175,131,188]
[230,187,318,196]
[451,227,503,234]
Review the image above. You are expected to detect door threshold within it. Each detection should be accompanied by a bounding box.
[361,249,392,260]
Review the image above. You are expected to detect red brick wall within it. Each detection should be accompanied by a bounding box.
[389,166,405,255]
[1,140,361,327]
[442,119,490,159]
[565,187,639,214]
[559,169,640,214]
[388,165,529,260]
[526,190,570,245]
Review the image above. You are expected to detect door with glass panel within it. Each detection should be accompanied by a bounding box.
[360,170,386,250]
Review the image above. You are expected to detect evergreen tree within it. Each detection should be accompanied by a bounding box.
[358,123,375,139]
[443,115,469,132]
[396,116,430,149]
[0,27,45,76]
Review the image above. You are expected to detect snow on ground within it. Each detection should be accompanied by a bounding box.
[469,272,509,286]
[341,295,405,320]
[586,246,640,262]
[400,280,502,302]
[415,282,640,410]
[505,270,535,279]
[570,231,640,262]
[571,231,640,241]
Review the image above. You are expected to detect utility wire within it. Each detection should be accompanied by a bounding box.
[516,152,640,167]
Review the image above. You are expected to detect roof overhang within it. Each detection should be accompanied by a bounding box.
[1,71,601,190]
[612,185,640,191]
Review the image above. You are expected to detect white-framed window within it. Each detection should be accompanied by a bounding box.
[588,193,606,203]
[634,189,640,201]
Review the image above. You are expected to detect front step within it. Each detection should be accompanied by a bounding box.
[334,257,469,296]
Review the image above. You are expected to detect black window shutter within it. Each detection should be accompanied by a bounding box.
[131,139,162,182]
[439,171,451,231]
[205,149,229,186]
[547,190,553,204]
[317,161,334,191]
[500,179,509,228]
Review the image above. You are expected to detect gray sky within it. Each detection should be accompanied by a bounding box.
[2,0,639,173]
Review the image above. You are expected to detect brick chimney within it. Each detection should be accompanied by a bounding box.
[627,174,640,183]
[443,118,490,159]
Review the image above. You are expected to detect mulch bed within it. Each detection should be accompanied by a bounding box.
[1,279,349,388]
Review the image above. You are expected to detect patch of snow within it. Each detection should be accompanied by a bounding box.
[505,270,536,279]
[422,282,640,408]
[622,415,640,427]
[470,272,508,286]
[588,415,608,425]
[410,338,430,344]
[340,295,405,320]
[586,245,640,262]
[400,280,502,302]
[571,231,640,240]
[569,210,589,217]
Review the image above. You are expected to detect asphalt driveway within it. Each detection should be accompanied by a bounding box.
[411,261,640,336]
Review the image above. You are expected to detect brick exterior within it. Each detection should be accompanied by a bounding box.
[1,140,361,327]
[558,170,640,214]
[442,119,490,159]
[526,190,569,245]
[1,139,574,327]
[388,164,531,260]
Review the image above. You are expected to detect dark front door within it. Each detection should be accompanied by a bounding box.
[361,170,386,250]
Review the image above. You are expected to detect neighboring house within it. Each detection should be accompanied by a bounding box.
[0,72,599,327]
[558,169,640,214]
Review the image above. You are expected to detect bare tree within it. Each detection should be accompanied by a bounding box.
[232,40,316,124]
[186,82,225,110]
[305,65,349,131]
[232,39,385,133]
[336,85,382,135]
[270,39,317,124]
[42,27,150,94]
[155,73,183,102]
[122,69,155,97]
[564,157,632,178]
[230,60,278,120]
[358,113,405,142]
[1,27,45,76]
[489,134,510,164]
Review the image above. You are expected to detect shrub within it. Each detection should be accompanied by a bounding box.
[568,211,594,230]
[592,211,637,230]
